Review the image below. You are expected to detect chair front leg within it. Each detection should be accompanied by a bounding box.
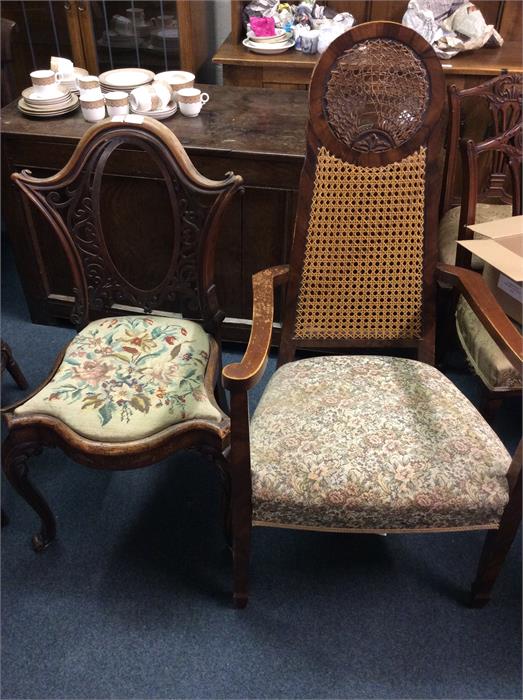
[2,431,56,551]
[470,467,521,607]
[229,390,252,609]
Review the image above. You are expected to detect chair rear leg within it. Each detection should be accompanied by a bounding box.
[1,341,28,390]
[2,434,56,551]
[470,470,521,607]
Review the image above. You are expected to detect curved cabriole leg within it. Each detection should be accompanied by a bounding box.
[470,468,522,608]
[1,341,29,390]
[229,390,252,609]
[2,434,56,551]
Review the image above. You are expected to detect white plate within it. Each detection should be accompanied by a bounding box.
[242,38,295,54]
[130,102,177,120]
[98,68,155,89]
[18,95,79,117]
[18,94,78,112]
[22,86,71,104]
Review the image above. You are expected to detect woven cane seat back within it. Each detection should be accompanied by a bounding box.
[325,38,430,153]
[282,23,445,356]
[294,146,426,341]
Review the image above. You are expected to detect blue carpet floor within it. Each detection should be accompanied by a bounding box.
[1,239,521,699]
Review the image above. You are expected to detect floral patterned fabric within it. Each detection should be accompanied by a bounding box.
[250,356,510,531]
[438,203,512,269]
[15,316,223,441]
[456,297,522,391]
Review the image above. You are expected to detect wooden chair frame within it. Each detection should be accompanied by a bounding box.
[222,22,522,607]
[2,118,244,603]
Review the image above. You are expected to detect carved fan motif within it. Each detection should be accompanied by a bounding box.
[325,38,430,152]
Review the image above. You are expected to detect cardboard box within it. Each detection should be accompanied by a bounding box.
[458,215,523,325]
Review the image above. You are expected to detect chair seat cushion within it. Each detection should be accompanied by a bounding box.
[250,356,510,531]
[15,316,223,442]
[438,203,512,268]
[456,297,522,392]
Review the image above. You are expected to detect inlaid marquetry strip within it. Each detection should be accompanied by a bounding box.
[294,146,427,341]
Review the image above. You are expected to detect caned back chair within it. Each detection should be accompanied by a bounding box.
[223,22,522,608]
[278,22,445,367]
[3,119,243,603]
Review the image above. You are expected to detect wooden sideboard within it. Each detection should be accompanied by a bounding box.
[213,0,523,90]
[1,85,307,341]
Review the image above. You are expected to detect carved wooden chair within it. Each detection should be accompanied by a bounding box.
[1,341,28,391]
[439,72,522,269]
[453,124,522,418]
[438,74,522,415]
[2,118,243,601]
[222,22,522,608]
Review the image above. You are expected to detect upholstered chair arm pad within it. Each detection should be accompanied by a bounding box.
[223,265,289,392]
[437,263,523,374]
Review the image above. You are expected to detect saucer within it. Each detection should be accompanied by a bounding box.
[130,101,177,120]
[242,37,295,54]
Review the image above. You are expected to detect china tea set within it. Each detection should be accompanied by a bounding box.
[18,58,210,122]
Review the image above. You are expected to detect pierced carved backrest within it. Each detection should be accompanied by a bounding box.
[280,22,445,365]
[456,122,522,269]
[441,73,523,214]
[12,119,242,332]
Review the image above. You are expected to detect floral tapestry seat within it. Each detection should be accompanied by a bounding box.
[15,316,225,442]
[250,356,511,532]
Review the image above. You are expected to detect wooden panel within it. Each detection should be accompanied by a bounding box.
[499,0,523,41]
[178,0,211,75]
[474,1,503,28]
[369,1,407,22]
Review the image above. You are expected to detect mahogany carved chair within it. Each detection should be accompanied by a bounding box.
[438,74,522,415]
[452,124,522,418]
[2,118,243,602]
[222,22,522,608]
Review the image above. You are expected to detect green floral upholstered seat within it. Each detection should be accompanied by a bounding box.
[438,203,512,269]
[250,356,511,532]
[15,316,223,442]
[456,297,522,393]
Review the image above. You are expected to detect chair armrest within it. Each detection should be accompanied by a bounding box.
[437,263,523,375]
[223,265,289,392]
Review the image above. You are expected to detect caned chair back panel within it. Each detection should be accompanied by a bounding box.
[441,73,523,215]
[279,22,445,365]
[456,122,522,270]
[12,119,242,332]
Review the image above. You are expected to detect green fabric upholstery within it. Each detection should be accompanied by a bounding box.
[250,356,510,531]
[15,316,223,441]
[438,203,512,268]
[456,297,522,392]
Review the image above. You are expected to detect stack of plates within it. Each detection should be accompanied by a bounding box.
[242,36,295,54]
[18,87,79,118]
[58,67,88,95]
[130,101,177,121]
[99,68,155,94]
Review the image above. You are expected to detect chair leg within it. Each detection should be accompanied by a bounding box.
[229,390,252,608]
[1,341,28,390]
[2,434,56,552]
[470,471,521,607]
[478,391,503,423]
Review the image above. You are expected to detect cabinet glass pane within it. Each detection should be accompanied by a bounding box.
[1,1,73,98]
[89,1,180,74]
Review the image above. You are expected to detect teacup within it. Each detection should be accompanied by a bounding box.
[80,94,106,122]
[155,70,194,97]
[112,14,132,35]
[152,15,175,27]
[30,70,60,97]
[129,81,171,112]
[50,56,74,77]
[176,88,209,118]
[78,75,101,96]
[105,91,129,117]
[126,7,145,26]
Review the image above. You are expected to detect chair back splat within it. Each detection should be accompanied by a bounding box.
[278,22,446,366]
[11,118,242,335]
